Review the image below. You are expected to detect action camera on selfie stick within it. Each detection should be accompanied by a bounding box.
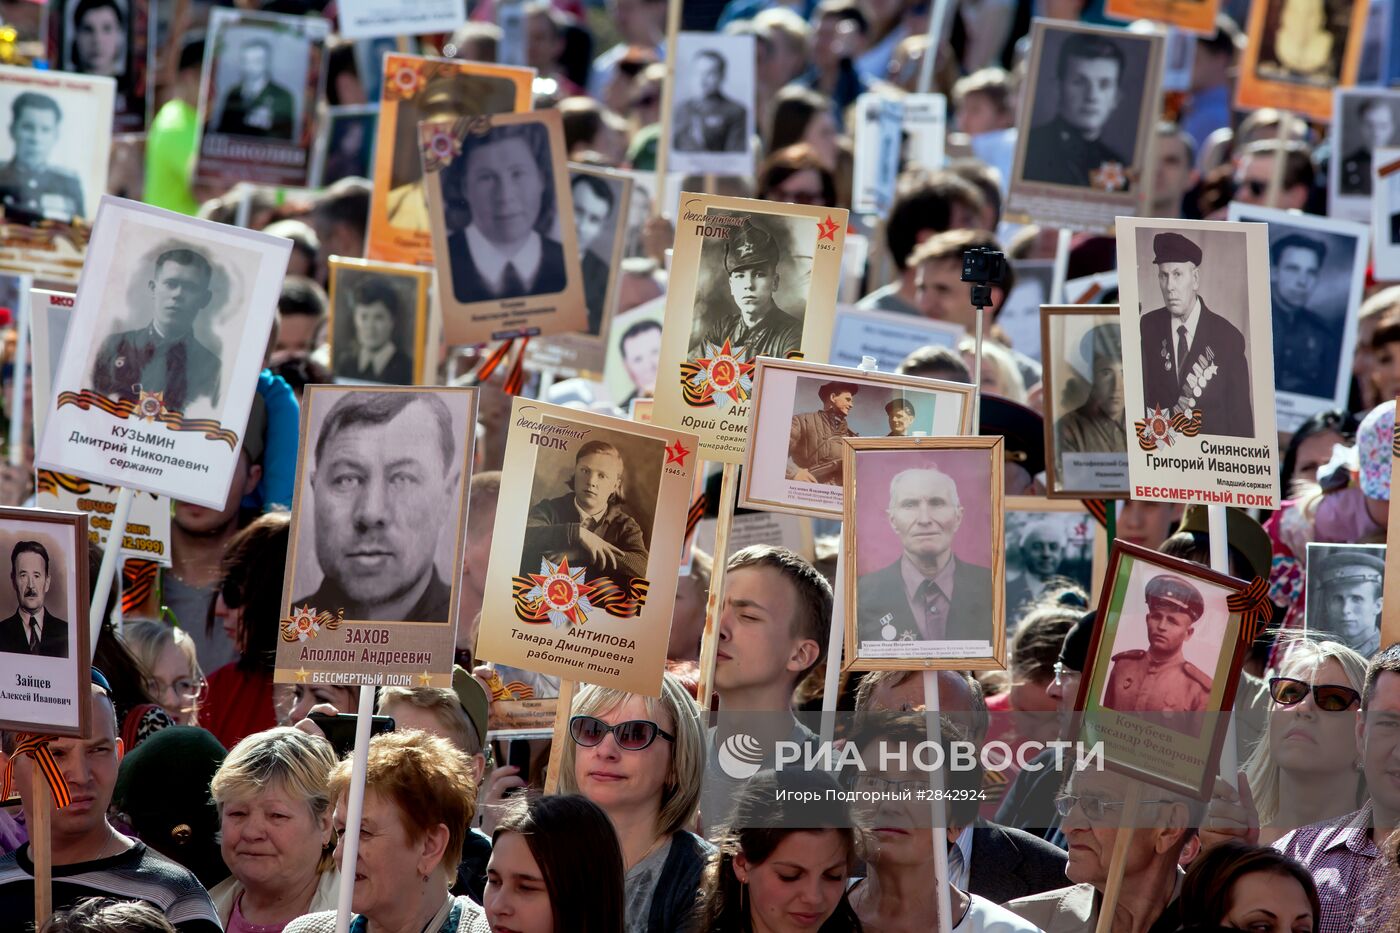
[960,246,1007,426]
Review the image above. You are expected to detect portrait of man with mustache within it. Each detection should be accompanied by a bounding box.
[0,540,68,658]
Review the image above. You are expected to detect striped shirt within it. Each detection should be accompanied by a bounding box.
[0,840,221,932]
[1273,802,1378,933]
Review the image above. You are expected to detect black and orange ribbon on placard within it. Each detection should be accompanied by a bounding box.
[1135,409,1202,451]
[471,337,532,396]
[686,493,705,543]
[56,390,239,449]
[511,573,649,623]
[0,733,71,808]
[122,560,159,614]
[1228,576,1272,647]
[36,470,92,496]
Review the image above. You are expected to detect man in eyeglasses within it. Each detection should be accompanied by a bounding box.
[1138,230,1254,438]
[1023,33,1132,190]
[1102,573,1211,737]
[1309,549,1384,657]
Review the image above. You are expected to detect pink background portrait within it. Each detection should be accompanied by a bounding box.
[854,447,994,575]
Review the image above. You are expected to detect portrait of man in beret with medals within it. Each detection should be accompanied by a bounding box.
[1103,573,1212,737]
[1138,231,1254,438]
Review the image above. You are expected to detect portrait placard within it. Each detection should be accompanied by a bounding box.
[36,196,292,510]
[631,395,706,576]
[327,256,430,386]
[31,289,173,565]
[1304,542,1384,656]
[1237,0,1365,121]
[45,0,154,132]
[842,436,1006,671]
[694,510,815,563]
[1226,203,1368,433]
[1000,260,1056,360]
[1004,497,1102,635]
[668,32,756,178]
[423,110,588,346]
[741,358,975,518]
[828,304,964,371]
[1075,541,1249,800]
[312,104,378,188]
[901,93,947,173]
[1373,147,1400,280]
[1007,21,1164,234]
[603,296,664,409]
[1116,217,1280,509]
[276,385,479,689]
[336,0,467,40]
[0,507,91,738]
[194,9,330,188]
[852,92,904,215]
[1104,0,1221,34]
[1065,270,1118,305]
[1041,306,1129,498]
[651,193,848,463]
[368,54,533,267]
[474,398,699,695]
[1329,89,1400,222]
[0,65,114,286]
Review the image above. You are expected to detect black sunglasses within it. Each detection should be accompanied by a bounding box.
[1268,676,1361,712]
[570,715,675,751]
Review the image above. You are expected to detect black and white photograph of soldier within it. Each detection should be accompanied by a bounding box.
[319,106,377,187]
[569,168,627,336]
[686,210,813,360]
[669,32,754,176]
[787,379,859,486]
[1054,321,1126,459]
[331,271,419,385]
[1135,228,1255,438]
[518,425,665,588]
[442,121,571,305]
[1020,26,1152,191]
[0,89,87,223]
[1305,543,1384,657]
[1337,92,1400,195]
[88,244,224,412]
[1003,510,1094,633]
[0,539,69,658]
[208,22,308,141]
[290,388,472,624]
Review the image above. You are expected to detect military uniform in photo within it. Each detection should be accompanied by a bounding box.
[1311,549,1384,657]
[0,160,84,223]
[1056,323,1126,456]
[1103,574,1212,737]
[90,323,221,412]
[691,221,802,359]
[1272,302,1338,396]
[217,78,296,139]
[1022,115,1130,190]
[582,250,610,335]
[673,92,747,153]
[786,381,859,485]
[1341,147,1373,195]
[520,493,649,587]
[1138,233,1253,438]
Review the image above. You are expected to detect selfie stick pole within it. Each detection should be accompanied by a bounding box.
[697,462,740,710]
[921,672,953,933]
[917,0,951,94]
[334,685,376,933]
[1093,780,1142,933]
[1208,504,1239,779]
[652,0,684,214]
[543,679,578,794]
[89,486,134,651]
[8,277,30,469]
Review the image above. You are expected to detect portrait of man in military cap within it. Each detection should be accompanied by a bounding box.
[1103,573,1213,737]
[89,245,223,413]
[672,49,747,154]
[1022,29,1138,190]
[1137,230,1254,438]
[787,379,860,485]
[688,215,803,360]
[885,399,915,436]
[0,91,85,224]
[1306,544,1384,657]
[1055,321,1126,458]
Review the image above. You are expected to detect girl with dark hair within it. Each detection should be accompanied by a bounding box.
[757,144,838,208]
[1174,840,1318,933]
[1278,409,1348,498]
[484,794,626,933]
[698,770,866,933]
[767,87,840,169]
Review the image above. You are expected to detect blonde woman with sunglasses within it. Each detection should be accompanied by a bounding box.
[558,671,712,933]
[1202,638,1368,849]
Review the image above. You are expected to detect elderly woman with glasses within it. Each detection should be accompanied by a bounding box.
[1007,765,1203,931]
[558,671,712,933]
[209,728,340,930]
[121,620,205,727]
[1201,638,1368,850]
[286,730,490,933]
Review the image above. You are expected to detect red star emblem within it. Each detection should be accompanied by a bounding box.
[665,440,691,466]
[693,339,756,404]
[816,215,839,241]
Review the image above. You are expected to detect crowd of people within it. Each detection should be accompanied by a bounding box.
[0,0,1397,930]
